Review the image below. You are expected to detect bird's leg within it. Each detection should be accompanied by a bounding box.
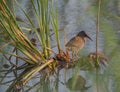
[75,54,80,59]
[71,48,76,63]
[73,49,80,60]
[65,49,71,63]
[71,52,74,63]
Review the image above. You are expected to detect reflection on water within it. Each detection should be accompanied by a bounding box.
[0,0,120,92]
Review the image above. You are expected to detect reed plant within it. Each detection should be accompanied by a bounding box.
[0,0,61,91]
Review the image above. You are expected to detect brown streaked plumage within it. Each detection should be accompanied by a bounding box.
[66,31,92,57]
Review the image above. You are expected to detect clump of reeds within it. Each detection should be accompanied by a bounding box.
[0,0,63,91]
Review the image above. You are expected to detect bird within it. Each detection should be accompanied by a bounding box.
[66,31,92,58]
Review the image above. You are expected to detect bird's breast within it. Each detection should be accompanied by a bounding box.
[66,36,85,51]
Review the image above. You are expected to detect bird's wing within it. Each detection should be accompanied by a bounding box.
[66,36,84,47]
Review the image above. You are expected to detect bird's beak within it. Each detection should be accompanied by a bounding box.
[86,34,93,41]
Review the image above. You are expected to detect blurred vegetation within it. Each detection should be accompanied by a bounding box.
[100,1,120,92]
[0,0,120,92]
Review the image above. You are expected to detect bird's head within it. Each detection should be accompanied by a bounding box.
[77,31,93,41]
